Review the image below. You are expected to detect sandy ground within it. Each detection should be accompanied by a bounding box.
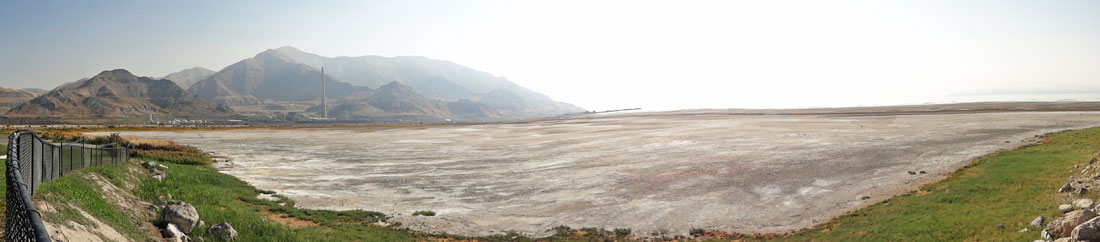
[108,111,1100,237]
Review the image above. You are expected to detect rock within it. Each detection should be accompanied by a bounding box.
[1080,187,1090,195]
[1047,209,1098,237]
[1077,199,1095,209]
[163,202,200,233]
[1071,216,1100,241]
[1018,227,1029,232]
[142,161,157,169]
[1042,229,1053,240]
[1091,157,1097,164]
[163,223,190,242]
[209,222,238,239]
[907,171,916,175]
[1061,204,1075,213]
[1054,238,1071,242]
[157,164,169,170]
[1062,183,1075,193]
[153,174,164,182]
[919,170,927,174]
[997,224,1006,229]
[1032,216,1045,227]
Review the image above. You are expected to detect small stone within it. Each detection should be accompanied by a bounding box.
[1032,216,1045,227]
[907,171,916,175]
[162,223,189,242]
[1061,183,1075,193]
[997,224,1005,229]
[1061,204,1075,213]
[1091,157,1097,164]
[142,161,157,169]
[860,195,871,200]
[153,174,164,182]
[1080,187,1090,195]
[1042,229,1053,240]
[157,164,169,170]
[1018,227,1029,232]
[919,170,927,174]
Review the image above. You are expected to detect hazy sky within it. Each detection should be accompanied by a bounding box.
[3,0,1100,110]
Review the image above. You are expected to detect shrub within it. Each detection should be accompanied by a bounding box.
[689,228,706,237]
[412,210,436,216]
[614,228,631,236]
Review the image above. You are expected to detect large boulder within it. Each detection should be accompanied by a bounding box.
[209,222,238,240]
[1071,216,1100,241]
[163,202,201,233]
[1047,209,1098,237]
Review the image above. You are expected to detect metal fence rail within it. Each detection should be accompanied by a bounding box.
[5,130,130,242]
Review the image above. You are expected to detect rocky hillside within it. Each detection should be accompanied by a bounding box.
[447,99,503,120]
[5,69,231,118]
[0,87,38,113]
[189,50,371,105]
[162,67,215,89]
[270,46,584,116]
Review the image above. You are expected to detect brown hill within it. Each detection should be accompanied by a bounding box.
[364,81,452,116]
[0,87,37,113]
[306,81,455,119]
[447,99,502,120]
[6,69,231,118]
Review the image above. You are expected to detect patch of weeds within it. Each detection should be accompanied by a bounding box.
[614,227,632,236]
[689,227,706,237]
[412,210,436,216]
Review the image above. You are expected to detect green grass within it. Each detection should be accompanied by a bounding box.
[133,154,423,241]
[743,127,1100,241]
[34,162,151,241]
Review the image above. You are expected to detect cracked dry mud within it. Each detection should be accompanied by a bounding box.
[111,111,1100,237]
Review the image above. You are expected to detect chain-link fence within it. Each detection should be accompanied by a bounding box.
[5,130,130,242]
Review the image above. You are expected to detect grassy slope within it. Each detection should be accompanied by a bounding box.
[748,127,1100,241]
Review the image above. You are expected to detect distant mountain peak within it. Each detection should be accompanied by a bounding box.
[162,67,215,89]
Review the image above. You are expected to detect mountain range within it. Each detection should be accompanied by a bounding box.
[1,47,584,123]
[6,69,231,118]
[266,46,583,116]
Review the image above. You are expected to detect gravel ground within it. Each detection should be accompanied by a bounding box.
[108,111,1100,237]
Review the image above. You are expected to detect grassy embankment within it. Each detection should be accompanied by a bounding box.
[5,127,1100,241]
[734,127,1100,241]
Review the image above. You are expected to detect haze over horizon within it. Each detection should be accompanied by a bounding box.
[3,0,1100,111]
